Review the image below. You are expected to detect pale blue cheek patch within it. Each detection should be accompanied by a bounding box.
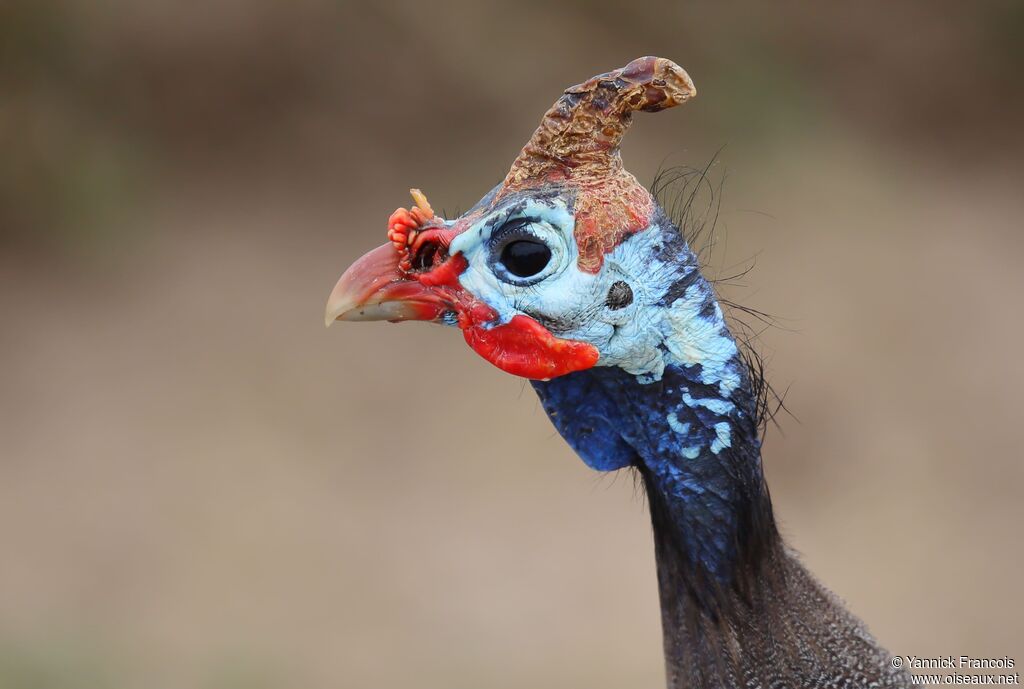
[448,195,579,327]
[667,412,702,458]
[661,283,742,397]
[665,410,733,457]
[681,391,735,416]
[664,384,735,458]
[666,411,689,436]
[711,422,732,454]
[590,223,743,399]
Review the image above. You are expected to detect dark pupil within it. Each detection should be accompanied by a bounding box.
[500,239,551,277]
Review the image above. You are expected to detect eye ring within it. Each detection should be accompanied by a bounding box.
[488,219,557,285]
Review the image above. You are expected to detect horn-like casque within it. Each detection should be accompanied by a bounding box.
[497,56,696,272]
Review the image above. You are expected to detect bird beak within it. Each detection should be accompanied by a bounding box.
[324,235,601,381]
[324,243,453,326]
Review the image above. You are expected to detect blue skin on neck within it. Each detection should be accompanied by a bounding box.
[531,216,766,581]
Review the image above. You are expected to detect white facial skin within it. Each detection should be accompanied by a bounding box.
[449,196,671,377]
[447,193,745,462]
[448,194,741,396]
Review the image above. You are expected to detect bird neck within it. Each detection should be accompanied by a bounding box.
[532,356,788,684]
[533,364,906,689]
[529,230,905,686]
[539,362,779,579]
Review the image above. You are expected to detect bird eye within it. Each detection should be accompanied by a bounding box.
[499,238,551,278]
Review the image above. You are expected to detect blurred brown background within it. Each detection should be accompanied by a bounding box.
[2,1,1022,687]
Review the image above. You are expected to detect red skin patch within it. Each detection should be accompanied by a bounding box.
[415,255,599,380]
[461,314,600,381]
[378,196,600,380]
[572,177,653,273]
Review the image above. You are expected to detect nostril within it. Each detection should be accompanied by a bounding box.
[410,240,448,272]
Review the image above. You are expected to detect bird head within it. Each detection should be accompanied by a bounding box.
[327,57,767,577]
[326,57,714,384]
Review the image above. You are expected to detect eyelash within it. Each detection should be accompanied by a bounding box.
[489,217,539,248]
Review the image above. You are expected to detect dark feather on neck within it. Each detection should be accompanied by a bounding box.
[650,161,793,439]
[529,171,908,687]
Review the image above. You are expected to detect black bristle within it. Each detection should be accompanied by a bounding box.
[649,157,794,437]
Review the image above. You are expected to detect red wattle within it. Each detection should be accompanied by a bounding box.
[462,314,600,380]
